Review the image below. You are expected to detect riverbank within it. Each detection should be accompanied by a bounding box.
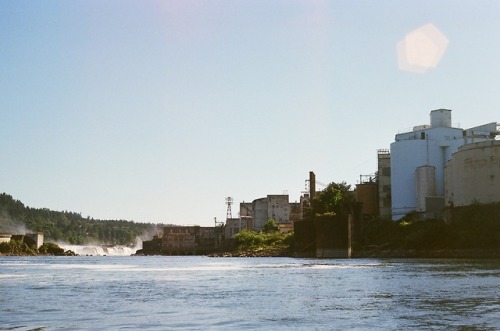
[0,241,77,256]
[353,248,500,259]
[209,246,293,257]
[209,248,500,259]
[4,248,500,259]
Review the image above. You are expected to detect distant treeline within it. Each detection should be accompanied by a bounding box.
[0,193,164,245]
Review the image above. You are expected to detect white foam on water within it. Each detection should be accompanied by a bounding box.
[46,264,135,271]
[0,274,28,279]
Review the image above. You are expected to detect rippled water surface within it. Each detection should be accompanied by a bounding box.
[1,256,499,330]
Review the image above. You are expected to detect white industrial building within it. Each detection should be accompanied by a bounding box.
[390,109,497,220]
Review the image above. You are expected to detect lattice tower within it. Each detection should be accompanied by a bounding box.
[225,197,233,220]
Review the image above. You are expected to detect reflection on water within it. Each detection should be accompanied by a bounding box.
[1,257,499,330]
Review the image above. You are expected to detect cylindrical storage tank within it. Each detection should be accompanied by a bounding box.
[356,183,378,217]
[430,109,451,128]
[447,141,500,206]
[415,165,436,212]
[252,198,268,232]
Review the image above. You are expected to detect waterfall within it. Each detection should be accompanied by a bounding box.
[59,244,139,256]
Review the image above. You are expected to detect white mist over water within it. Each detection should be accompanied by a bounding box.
[59,244,138,256]
[60,239,142,256]
[0,213,34,235]
[60,245,137,256]
[59,237,143,256]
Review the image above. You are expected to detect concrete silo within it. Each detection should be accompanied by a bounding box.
[445,140,500,206]
[430,108,452,128]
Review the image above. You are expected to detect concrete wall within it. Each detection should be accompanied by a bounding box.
[289,202,302,223]
[162,226,197,254]
[0,233,12,244]
[224,218,242,239]
[162,226,222,254]
[356,182,378,217]
[293,220,316,257]
[314,215,350,258]
[415,165,436,212]
[239,202,252,217]
[198,227,223,253]
[26,233,44,249]
[238,202,254,234]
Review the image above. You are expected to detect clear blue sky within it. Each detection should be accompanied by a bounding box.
[1,1,499,226]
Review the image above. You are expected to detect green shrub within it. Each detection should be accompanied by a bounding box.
[262,219,279,233]
[39,242,65,255]
[0,240,37,255]
[234,229,294,252]
[234,230,264,249]
[0,242,11,254]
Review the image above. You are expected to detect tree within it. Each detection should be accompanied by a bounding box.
[0,192,163,245]
[308,182,355,218]
[262,219,279,233]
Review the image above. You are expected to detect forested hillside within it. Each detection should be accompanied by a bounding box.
[0,193,164,245]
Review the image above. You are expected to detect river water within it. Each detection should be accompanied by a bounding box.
[1,256,499,330]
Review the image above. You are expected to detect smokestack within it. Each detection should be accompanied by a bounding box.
[309,171,316,199]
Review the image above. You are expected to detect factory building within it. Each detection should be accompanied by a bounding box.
[355,150,391,220]
[356,177,378,219]
[390,109,497,220]
[377,150,392,219]
[445,140,500,207]
[224,217,252,239]
[162,226,223,255]
[29,232,44,249]
[0,233,12,244]
[225,202,254,238]
[0,232,44,249]
[239,202,253,231]
[162,226,197,254]
[240,202,253,219]
[252,195,291,232]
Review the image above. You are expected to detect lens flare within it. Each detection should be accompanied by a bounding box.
[397,23,449,73]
